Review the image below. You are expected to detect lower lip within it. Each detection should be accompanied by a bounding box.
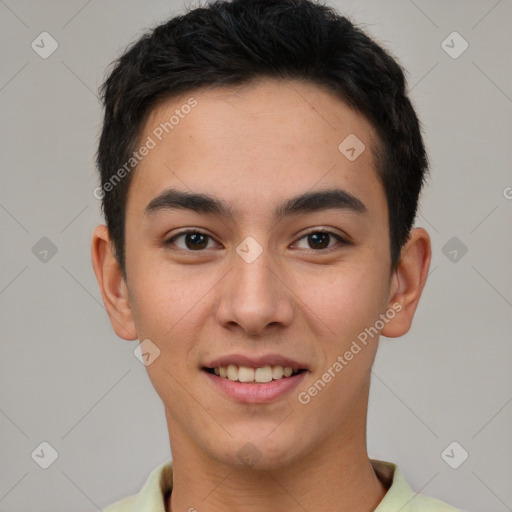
[203,370,308,404]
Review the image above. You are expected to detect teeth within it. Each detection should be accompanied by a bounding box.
[255,366,273,383]
[238,366,254,382]
[211,364,300,383]
[272,366,284,379]
[227,364,238,381]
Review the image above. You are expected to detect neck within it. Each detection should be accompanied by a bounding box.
[166,384,387,512]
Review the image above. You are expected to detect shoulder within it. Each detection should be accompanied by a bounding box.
[100,460,173,512]
[407,492,466,511]
[371,459,465,512]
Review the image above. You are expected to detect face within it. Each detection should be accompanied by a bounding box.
[116,78,401,469]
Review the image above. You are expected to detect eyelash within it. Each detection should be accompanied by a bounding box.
[164,229,349,253]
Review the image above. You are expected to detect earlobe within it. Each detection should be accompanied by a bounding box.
[381,227,431,338]
[91,225,138,341]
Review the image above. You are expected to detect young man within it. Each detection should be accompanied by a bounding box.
[91,0,461,510]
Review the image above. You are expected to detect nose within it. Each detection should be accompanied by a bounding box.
[215,245,294,336]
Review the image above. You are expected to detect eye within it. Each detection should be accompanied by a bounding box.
[165,230,219,251]
[164,229,349,253]
[294,230,347,251]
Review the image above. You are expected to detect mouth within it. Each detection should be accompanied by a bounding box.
[202,365,307,384]
[201,354,309,403]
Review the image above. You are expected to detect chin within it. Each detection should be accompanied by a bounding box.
[210,429,307,471]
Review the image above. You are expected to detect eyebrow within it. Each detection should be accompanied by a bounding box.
[144,187,367,219]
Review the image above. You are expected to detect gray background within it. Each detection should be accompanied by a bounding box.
[0,0,511,511]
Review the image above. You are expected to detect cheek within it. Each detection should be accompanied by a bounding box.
[128,269,202,401]
[296,269,386,414]
[298,263,389,339]
[127,251,203,336]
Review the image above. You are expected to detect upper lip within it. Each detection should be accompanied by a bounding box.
[203,353,308,371]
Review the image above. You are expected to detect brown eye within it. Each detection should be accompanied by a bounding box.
[307,232,330,249]
[166,231,216,251]
[294,230,347,251]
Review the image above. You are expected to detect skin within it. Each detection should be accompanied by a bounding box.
[92,78,431,512]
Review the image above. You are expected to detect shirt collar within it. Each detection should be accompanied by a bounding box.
[130,458,419,512]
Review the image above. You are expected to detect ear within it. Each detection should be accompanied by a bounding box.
[91,225,138,340]
[381,227,431,338]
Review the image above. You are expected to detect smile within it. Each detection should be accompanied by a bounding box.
[202,366,308,404]
[204,364,305,383]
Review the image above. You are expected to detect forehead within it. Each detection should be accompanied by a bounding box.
[126,78,387,222]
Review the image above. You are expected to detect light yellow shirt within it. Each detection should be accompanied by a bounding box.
[103,459,462,511]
